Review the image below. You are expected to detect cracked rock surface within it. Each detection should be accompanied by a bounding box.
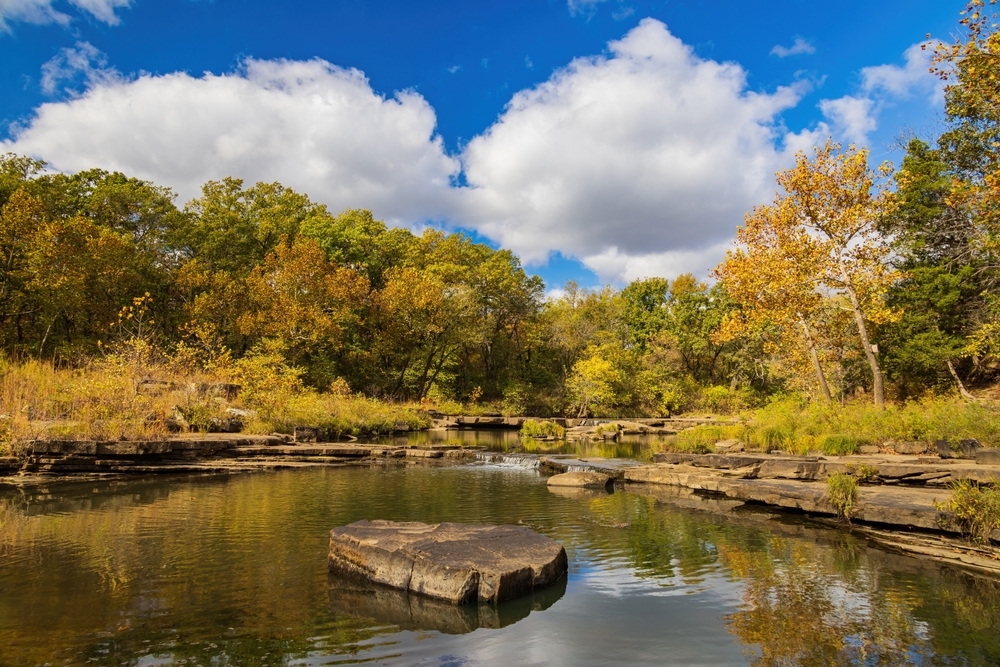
[328,520,567,604]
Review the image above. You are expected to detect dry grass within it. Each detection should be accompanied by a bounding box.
[661,394,1000,456]
[0,339,429,457]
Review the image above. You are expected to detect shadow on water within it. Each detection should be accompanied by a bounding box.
[327,572,567,635]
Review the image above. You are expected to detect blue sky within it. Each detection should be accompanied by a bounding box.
[0,0,960,291]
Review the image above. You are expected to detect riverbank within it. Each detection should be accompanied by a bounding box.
[0,432,479,486]
[622,451,1000,575]
[4,423,1000,577]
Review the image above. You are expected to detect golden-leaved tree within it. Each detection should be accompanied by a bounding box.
[716,141,900,406]
[714,198,835,401]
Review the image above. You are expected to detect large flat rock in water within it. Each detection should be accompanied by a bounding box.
[328,520,567,604]
[547,471,610,488]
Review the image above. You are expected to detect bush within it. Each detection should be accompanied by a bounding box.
[819,434,858,456]
[501,384,528,417]
[827,473,859,521]
[520,419,565,439]
[0,339,429,452]
[937,478,1000,545]
[664,423,740,454]
[244,391,429,438]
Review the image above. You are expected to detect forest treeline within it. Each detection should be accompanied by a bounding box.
[0,1,997,419]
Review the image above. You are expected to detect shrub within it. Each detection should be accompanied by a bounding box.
[699,385,748,415]
[520,419,565,439]
[856,463,879,483]
[501,384,528,417]
[819,434,858,456]
[665,423,740,454]
[732,393,1000,454]
[937,478,1000,545]
[0,338,429,451]
[827,473,859,521]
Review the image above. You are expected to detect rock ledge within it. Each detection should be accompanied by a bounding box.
[328,520,567,604]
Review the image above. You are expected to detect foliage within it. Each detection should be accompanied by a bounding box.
[675,394,1000,456]
[520,419,565,439]
[666,424,740,454]
[819,434,858,456]
[854,463,880,483]
[937,477,1000,545]
[716,141,900,407]
[827,472,859,521]
[2,5,1000,426]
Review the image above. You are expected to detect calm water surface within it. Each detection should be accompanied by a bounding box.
[2,459,1000,666]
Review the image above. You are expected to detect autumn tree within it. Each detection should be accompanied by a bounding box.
[717,142,899,406]
[715,198,836,401]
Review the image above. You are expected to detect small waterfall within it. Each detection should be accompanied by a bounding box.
[475,452,541,469]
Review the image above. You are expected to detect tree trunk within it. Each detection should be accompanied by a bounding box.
[838,260,885,408]
[798,314,832,402]
[946,358,976,401]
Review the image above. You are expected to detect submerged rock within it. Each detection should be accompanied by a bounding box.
[328,520,567,605]
[547,471,610,489]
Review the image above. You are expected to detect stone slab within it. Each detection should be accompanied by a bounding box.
[546,471,610,488]
[977,448,1000,466]
[405,449,445,458]
[625,464,960,532]
[328,520,567,605]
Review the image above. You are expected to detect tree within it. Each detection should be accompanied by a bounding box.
[620,277,670,351]
[239,237,369,385]
[301,208,414,289]
[174,178,329,274]
[717,141,899,406]
[715,198,835,401]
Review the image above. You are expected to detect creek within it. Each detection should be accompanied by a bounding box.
[1,431,999,666]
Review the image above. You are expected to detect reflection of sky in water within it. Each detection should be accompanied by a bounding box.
[1,462,999,666]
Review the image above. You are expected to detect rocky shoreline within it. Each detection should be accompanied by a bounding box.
[0,433,477,485]
[4,422,999,577]
[622,451,1000,576]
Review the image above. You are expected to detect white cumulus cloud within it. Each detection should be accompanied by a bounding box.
[0,0,130,32]
[818,95,877,146]
[860,41,942,101]
[770,37,816,58]
[457,18,813,281]
[4,19,850,284]
[40,41,119,94]
[817,40,943,148]
[4,58,461,222]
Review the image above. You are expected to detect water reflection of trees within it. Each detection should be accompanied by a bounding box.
[613,487,1000,666]
[3,470,1000,666]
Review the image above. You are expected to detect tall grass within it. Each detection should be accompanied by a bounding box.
[0,339,429,456]
[521,419,566,439]
[662,393,1000,456]
[827,473,859,521]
